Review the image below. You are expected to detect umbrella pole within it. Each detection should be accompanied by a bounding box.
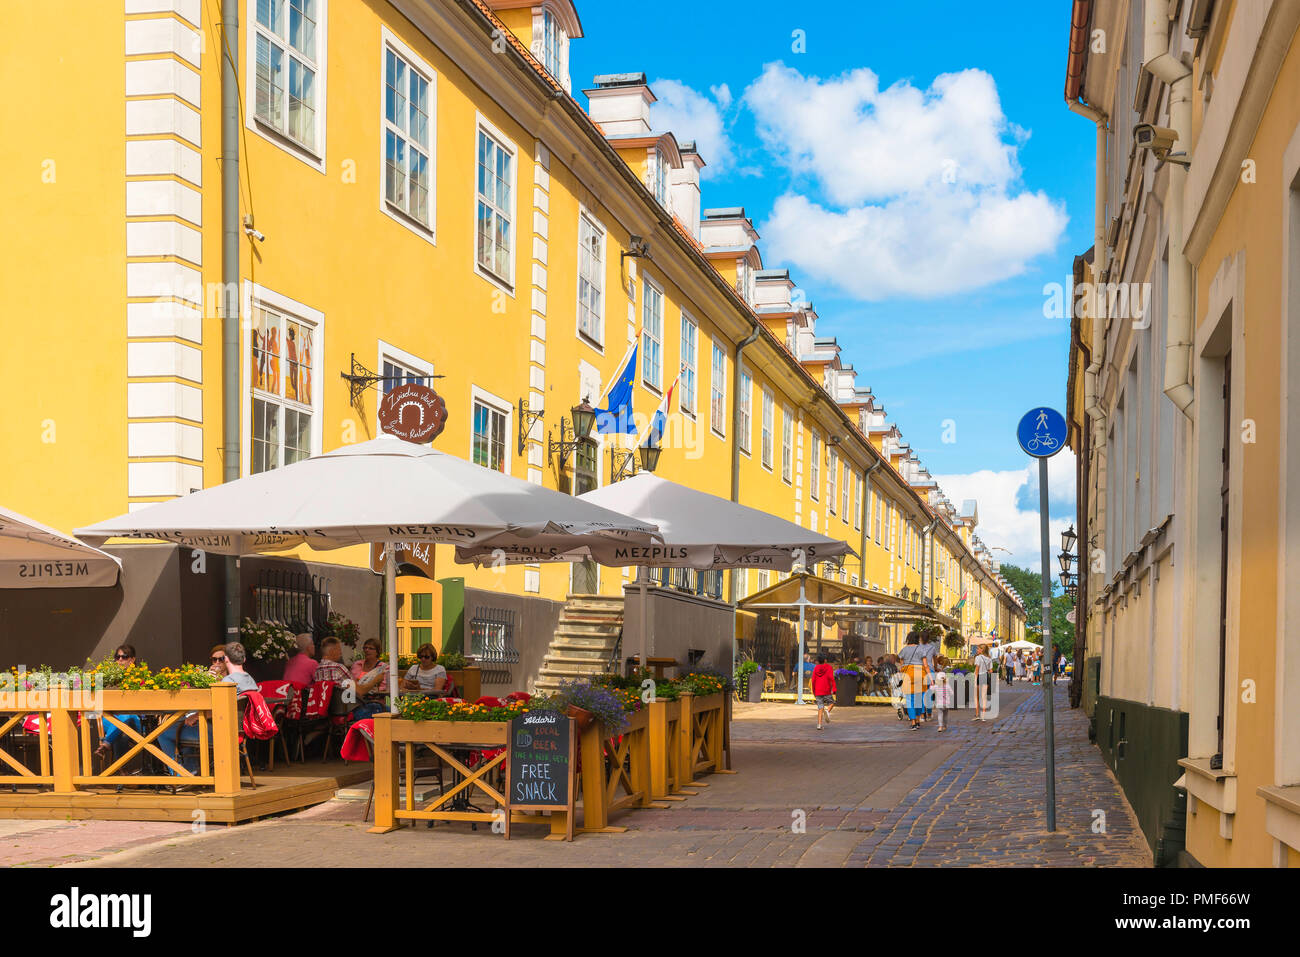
[386,541,399,713]
[637,565,649,676]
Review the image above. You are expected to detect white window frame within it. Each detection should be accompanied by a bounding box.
[760,387,773,471]
[710,339,726,437]
[679,311,697,416]
[469,385,512,474]
[810,431,820,500]
[640,277,664,393]
[853,471,862,530]
[648,148,669,206]
[240,281,324,478]
[781,405,793,484]
[375,340,435,434]
[473,115,518,294]
[577,207,606,349]
[841,464,851,525]
[379,27,436,241]
[737,367,752,455]
[827,450,838,514]
[245,0,328,172]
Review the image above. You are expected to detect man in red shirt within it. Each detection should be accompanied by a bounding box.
[810,656,836,731]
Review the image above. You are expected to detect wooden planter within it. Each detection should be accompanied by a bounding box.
[577,706,650,833]
[368,715,569,838]
[647,698,684,800]
[0,685,240,794]
[678,692,726,786]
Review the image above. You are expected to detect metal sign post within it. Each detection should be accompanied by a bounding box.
[1017,406,1068,833]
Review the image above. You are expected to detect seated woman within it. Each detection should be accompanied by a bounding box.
[95,644,143,760]
[349,638,389,722]
[400,644,448,697]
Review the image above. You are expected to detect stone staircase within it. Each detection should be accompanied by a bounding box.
[533,595,625,694]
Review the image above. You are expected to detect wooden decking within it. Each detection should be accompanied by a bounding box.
[0,760,373,824]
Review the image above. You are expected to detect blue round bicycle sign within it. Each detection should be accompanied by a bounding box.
[1017,407,1067,458]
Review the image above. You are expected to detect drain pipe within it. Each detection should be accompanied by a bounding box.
[860,459,883,588]
[1144,0,1195,415]
[221,1,242,638]
[1066,0,1109,450]
[727,320,762,605]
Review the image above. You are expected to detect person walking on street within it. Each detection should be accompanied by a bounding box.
[811,655,836,731]
[973,645,993,720]
[933,655,952,733]
[898,633,929,731]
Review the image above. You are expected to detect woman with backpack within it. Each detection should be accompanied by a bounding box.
[897,632,929,731]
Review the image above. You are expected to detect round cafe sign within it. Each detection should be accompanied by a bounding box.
[378,383,447,443]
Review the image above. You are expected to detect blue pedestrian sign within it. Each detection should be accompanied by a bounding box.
[1016,407,1067,458]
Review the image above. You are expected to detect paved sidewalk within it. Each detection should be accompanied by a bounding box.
[14,682,1148,868]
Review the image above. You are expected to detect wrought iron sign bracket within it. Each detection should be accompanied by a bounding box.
[518,399,543,455]
[610,446,637,483]
[340,352,443,406]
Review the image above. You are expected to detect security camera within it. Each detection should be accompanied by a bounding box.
[1134,124,1189,167]
[243,215,266,243]
[1135,124,1178,152]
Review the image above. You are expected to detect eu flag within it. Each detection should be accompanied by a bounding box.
[595,340,637,435]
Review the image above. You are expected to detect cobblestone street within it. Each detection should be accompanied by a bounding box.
[7,682,1151,868]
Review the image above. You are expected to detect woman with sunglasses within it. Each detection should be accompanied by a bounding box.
[400,644,448,696]
[349,638,389,721]
[94,645,143,760]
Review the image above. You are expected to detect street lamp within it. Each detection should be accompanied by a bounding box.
[547,398,598,470]
[1058,549,1074,574]
[637,439,663,473]
[1061,524,1077,554]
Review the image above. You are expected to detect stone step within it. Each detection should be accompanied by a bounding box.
[543,634,613,650]
[553,621,624,634]
[543,650,613,665]
[553,616,624,631]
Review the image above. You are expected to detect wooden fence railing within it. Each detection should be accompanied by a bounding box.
[368,694,733,839]
[0,685,241,794]
[368,714,570,838]
[577,706,651,833]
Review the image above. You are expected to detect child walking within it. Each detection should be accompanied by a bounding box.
[810,655,836,731]
[933,655,953,732]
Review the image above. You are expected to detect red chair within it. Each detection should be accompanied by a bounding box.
[288,680,336,762]
[256,681,295,769]
[474,696,502,708]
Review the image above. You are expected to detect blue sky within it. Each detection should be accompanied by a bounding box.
[570,0,1088,570]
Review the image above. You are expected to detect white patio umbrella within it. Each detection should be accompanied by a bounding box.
[77,435,660,706]
[455,472,855,675]
[1002,639,1042,651]
[0,506,122,588]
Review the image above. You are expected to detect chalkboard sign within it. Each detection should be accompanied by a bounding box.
[506,710,575,840]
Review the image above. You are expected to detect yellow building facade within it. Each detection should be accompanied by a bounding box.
[1064,0,1300,867]
[1,0,1021,671]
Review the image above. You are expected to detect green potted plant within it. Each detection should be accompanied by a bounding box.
[734,657,763,703]
[943,629,965,653]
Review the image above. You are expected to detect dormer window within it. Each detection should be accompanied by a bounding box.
[650,149,669,206]
[542,8,565,79]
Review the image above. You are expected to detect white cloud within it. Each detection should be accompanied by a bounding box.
[649,79,734,178]
[762,190,1067,300]
[934,449,1076,573]
[742,62,1067,299]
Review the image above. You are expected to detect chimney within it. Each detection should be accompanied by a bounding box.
[584,73,654,137]
[669,142,705,239]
